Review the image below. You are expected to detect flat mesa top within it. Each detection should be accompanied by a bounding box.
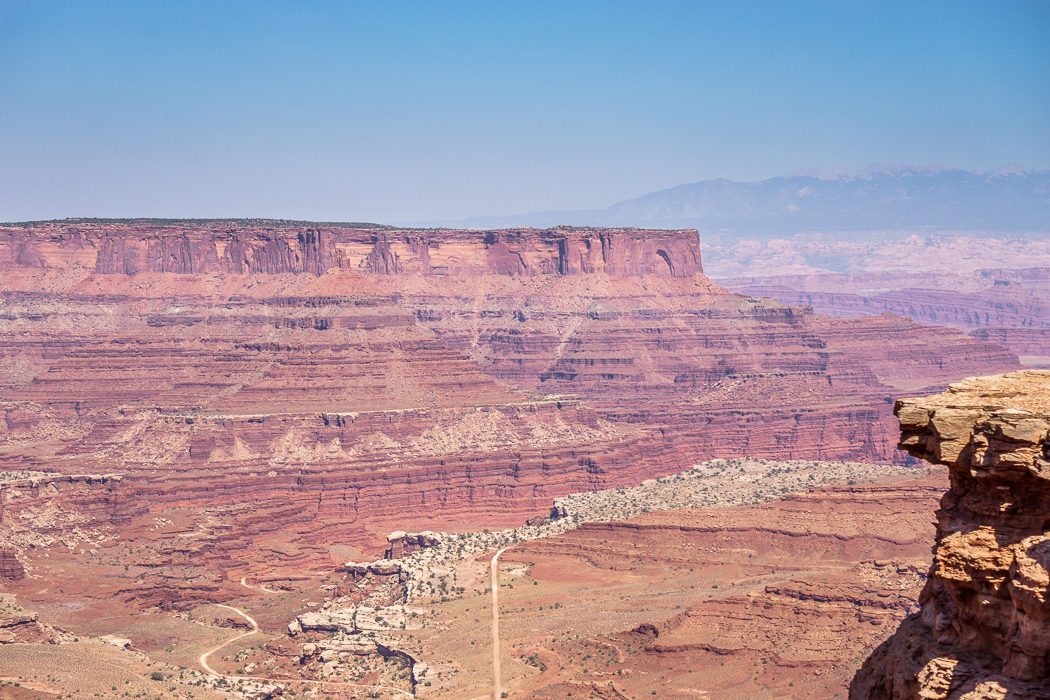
[0,219,698,236]
[935,370,1050,414]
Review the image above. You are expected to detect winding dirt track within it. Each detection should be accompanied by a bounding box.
[239,576,279,594]
[198,603,259,676]
[198,602,414,698]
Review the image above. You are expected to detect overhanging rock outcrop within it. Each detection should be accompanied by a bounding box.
[851,370,1050,699]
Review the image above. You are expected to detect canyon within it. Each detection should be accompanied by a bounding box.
[720,269,1050,367]
[0,219,1031,698]
[711,234,1050,368]
[496,471,943,699]
[0,221,1018,577]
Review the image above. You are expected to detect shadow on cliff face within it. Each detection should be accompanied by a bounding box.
[850,615,1036,699]
[853,371,1050,700]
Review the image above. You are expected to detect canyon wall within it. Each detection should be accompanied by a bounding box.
[0,221,1023,606]
[0,220,703,277]
[500,472,946,699]
[719,268,1050,364]
[851,370,1050,699]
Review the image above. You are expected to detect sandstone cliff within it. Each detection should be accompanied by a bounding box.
[851,370,1050,699]
[0,220,703,277]
[0,221,1022,608]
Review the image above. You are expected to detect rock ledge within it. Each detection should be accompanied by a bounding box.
[851,370,1050,699]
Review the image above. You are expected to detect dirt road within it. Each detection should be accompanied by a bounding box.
[198,603,259,676]
[491,546,510,699]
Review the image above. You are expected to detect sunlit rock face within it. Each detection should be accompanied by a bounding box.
[0,220,1020,609]
[852,370,1050,700]
[0,222,703,277]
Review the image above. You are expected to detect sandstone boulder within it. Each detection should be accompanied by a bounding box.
[385,531,443,559]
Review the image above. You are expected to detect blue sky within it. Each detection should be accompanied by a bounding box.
[1,0,1048,222]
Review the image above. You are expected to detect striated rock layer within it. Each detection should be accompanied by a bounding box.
[0,221,1022,605]
[496,473,946,699]
[851,370,1050,699]
[0,220,703,277]
[719,268,1050,365]
[0,548,24,581]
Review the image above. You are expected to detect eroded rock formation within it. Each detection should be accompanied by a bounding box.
[0,220,1022,609]
[719,268,1050,362]
[0,220,703,277]
[385,531,443,559]
[0,549,23,581]
[851,370,1050,699]
[488,471,946,699]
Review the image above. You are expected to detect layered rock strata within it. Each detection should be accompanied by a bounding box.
[488,473,946,699]
[720,268,1050,363]
[0,221,1022,606]
[851,370,1050,699]
[0,220,703,277]
[0,549,23,581]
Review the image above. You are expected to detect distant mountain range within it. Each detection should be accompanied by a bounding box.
[427,164,1050,239]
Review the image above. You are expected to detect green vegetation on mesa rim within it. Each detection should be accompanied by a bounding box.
[1,217,390,228]
[2,218,693,233]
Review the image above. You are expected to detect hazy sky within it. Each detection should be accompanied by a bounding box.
[2,0,1048,222]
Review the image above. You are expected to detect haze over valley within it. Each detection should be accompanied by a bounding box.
[1,2,1048,699]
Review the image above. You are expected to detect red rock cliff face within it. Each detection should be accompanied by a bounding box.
[0,221,1022,605]
[0,221,703,277]
[851,370,1050,699]
[0,549,24,581]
